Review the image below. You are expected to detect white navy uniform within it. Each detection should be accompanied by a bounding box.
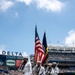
[51,67,59,75]
[22,61,32,75]
[39,66,45,75]
[33,65,45,75]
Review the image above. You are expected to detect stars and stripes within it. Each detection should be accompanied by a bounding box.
[34,26,45,64]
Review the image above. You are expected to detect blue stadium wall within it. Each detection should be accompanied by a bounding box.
[0,55,23,69]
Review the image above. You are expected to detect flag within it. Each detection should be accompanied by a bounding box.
[34,26,45,64]
[42,32,48,63]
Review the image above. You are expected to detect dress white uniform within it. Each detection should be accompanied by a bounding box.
[32,65,37,75]
[50,67,59,75]
[39,66,45,75]
[22,61,32,75]
[32,65,45,75]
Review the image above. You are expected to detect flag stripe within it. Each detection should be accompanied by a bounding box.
[34,26,45,64]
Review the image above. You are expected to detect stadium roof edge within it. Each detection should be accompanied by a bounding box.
[48,44,75,51]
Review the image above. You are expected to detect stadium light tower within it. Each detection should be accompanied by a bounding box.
[73,42,75,51]
[57,41,59,50]
[64,45,66,51]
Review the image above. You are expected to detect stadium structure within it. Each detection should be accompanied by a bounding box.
[30,44,75,75]
[48,44,75,64]
[0,44,75,74]
[0,54,24,74]
[48,44,75,73]
[0,54,23,70]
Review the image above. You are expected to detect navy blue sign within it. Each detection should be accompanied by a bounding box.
[0,55,6,66]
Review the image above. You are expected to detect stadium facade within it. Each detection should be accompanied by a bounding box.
[0,54,23,70]
[30,44,75,71]
[48,44,75,66]
[30,44,75,63]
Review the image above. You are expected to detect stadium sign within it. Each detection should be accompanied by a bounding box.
[0,62,3,65]
[6,60,15,66]
[0,60,3,65]
[2,51,22,56]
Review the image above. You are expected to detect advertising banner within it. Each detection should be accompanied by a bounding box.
[6,56,16,67]
[6,59,16,66]
[0,55,6,66]
[6,55,16,60]
[16,60,23,67]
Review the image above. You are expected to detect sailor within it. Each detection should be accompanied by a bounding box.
[51,62,59,75]
[32,61,45,75]
[19,55,32,75]
[45,63,52,75]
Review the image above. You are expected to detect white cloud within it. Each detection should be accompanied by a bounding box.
[35,0,64,12]
[0,0,14,11]
[17,0,32,5]
[0,0,65,12]
[16,0,65,12]
[65,29,75,47]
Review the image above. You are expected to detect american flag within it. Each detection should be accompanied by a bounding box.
[34,26,45,64]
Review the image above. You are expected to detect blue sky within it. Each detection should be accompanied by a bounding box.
[0,0,75,55]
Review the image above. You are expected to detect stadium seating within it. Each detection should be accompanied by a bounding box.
[48,52,75,61]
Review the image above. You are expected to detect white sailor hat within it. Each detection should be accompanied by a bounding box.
[23,55,28,58]
[52,62,57,65]
[48,63,52,66]
[22,52,28,58]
